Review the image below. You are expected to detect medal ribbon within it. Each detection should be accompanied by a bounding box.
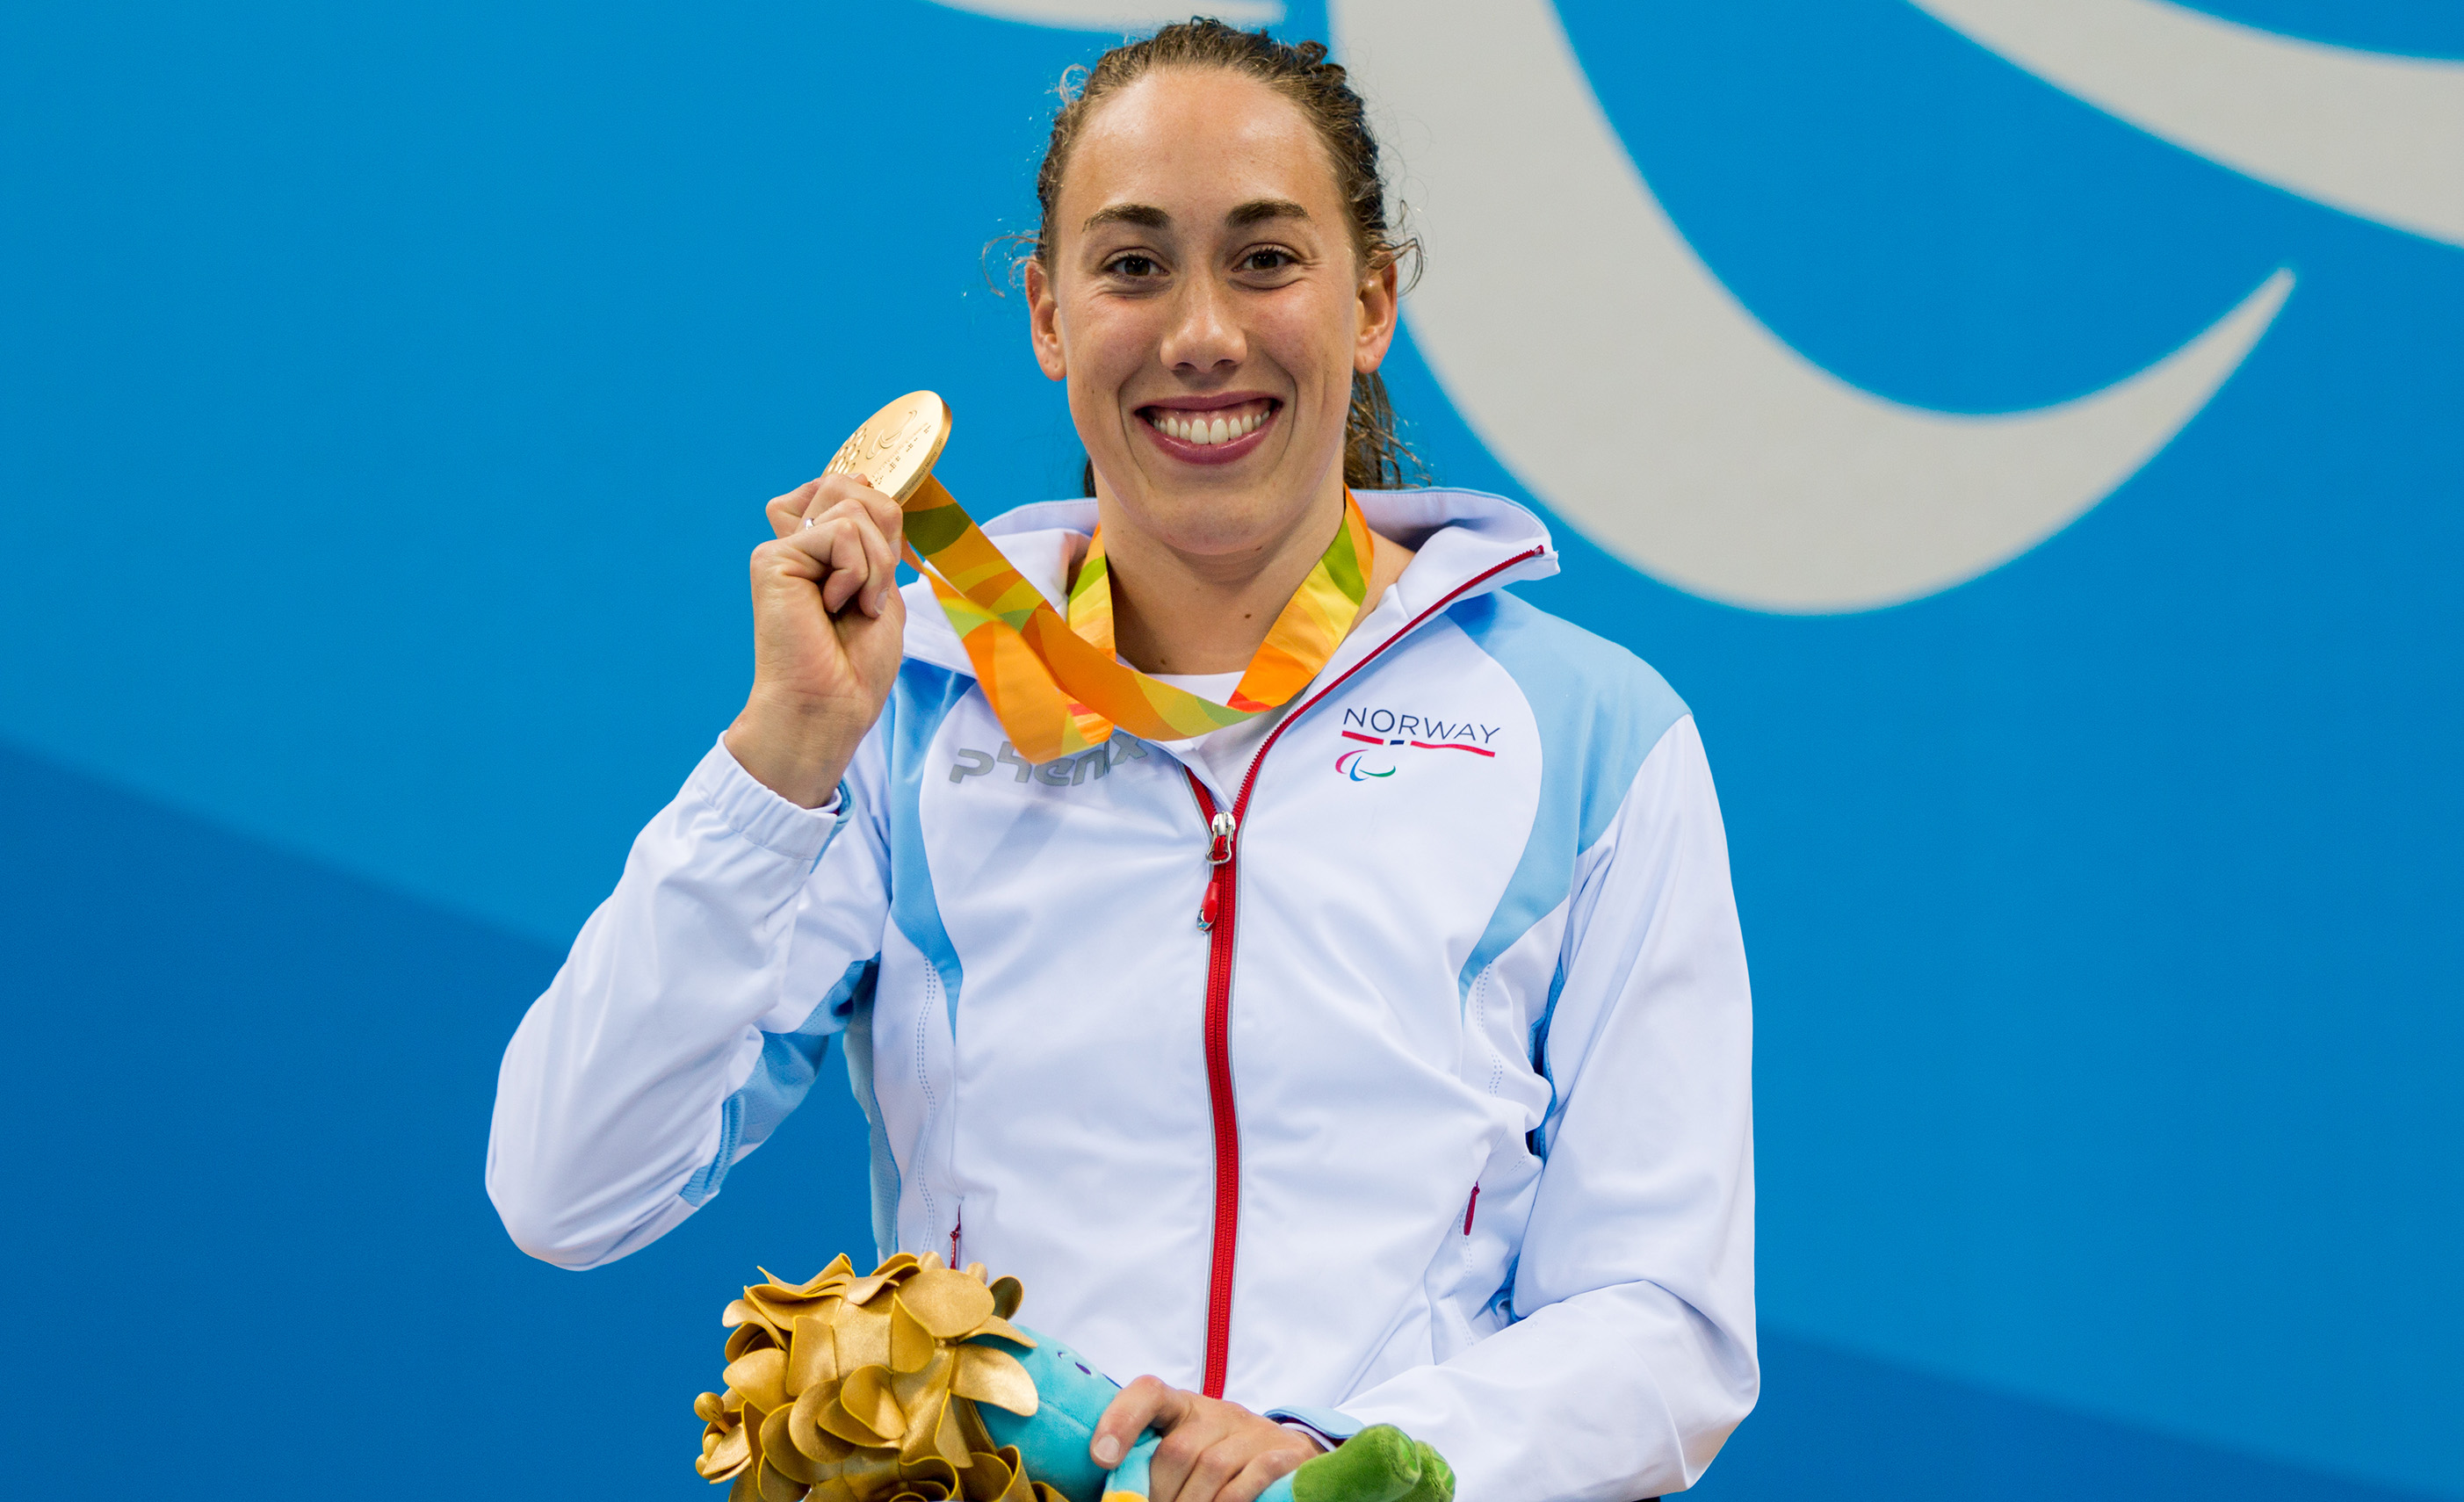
[902,478,1377,763]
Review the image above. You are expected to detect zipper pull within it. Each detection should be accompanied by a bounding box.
[1198,811,1237,932]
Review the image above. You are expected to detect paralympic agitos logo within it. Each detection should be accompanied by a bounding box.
[1333,705,1500,781]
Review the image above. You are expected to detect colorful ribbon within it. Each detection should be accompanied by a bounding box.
[904,478,1377,764]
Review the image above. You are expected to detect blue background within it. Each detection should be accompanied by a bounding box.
[2,2,2457,1497]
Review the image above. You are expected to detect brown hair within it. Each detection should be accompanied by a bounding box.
[1030,18,1427,494]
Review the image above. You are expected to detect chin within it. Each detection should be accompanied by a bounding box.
[1111,472,1298,556]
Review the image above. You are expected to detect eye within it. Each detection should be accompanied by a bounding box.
[1240,248,1297,273]
[1106,253,1160,278]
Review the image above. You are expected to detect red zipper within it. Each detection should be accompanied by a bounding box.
[1189,781,1240,1398]
[1181,545,1544,1399]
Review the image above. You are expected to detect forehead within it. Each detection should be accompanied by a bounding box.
[1055,69,1341,232]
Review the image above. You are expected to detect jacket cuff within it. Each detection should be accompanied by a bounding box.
[1263,1407,1363,1448]
[688,737,850,865]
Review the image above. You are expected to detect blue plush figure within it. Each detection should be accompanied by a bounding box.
[974,1327,1452,1502]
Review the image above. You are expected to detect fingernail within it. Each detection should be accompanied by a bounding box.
[1092,1437,1121,1468]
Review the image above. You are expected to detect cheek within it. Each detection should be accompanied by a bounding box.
[1059,298,1154,395]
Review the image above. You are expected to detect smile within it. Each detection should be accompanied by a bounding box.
[1138,397,1279,464]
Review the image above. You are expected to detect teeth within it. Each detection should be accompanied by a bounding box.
[1151,404,1270,444]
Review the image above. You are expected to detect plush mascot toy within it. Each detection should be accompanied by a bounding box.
[978,1326,1453,1502]
[693,1256,1451,1502]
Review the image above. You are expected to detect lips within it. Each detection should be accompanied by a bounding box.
[1138,397,1278,464]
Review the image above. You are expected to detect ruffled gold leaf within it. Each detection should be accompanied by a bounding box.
[791,1386,857,1465]
[901,1270,997,1340]
[744,1403,771,1474]
[957,1449,1012,1502]
[889,1296,937,1375]
[788,1314,839,1398]
[988,1447,1034,1502]
[729,1320,780,1363]
[951,1345,1036,1417]
[966,1317,1033,1350]
[898,1392,948,1465]
[835,1300,892,1372]
[764,1407,821,1485]
[842,1364,906,1445]
[699,1420,751,1481]
[724,1348,791,1413]
[841,1253,920,1306]
[933,1398,972,1468]
[952,1396,995,1459]
[703,1256,1058,1502]
[986,1278,1022,1321]
[759,1457,811,1502]
[839,1448,903,1498]
[902,1457,962,1492]
[890,1347,954,1415]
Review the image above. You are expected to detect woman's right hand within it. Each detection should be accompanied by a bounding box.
[721,474,908,808]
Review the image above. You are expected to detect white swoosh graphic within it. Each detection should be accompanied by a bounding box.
[927,0,1284,28]
[1911,0,2464,248]
[1333,0,2292,612]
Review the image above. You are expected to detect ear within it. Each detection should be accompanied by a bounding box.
[1024,256,1068,382]
[1353,256,1401,375]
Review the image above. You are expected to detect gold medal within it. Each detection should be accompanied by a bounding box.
[825,391,953,506]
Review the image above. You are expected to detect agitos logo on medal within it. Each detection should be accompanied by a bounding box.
[1333,704,1499,780]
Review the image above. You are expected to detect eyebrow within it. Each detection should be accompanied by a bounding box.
[1226,198,1310,227]
[1080,199,1313,235]
[1082,202,1168,233]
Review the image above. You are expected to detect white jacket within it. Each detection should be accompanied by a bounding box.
[488,488,1757,1502]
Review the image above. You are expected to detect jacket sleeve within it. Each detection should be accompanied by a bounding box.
[1335,715,1758,1501]
[485,733,893,1270]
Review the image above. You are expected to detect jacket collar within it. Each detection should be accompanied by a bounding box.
[898,487,1558,679]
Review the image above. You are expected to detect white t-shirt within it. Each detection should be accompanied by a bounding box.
[1146,669,1293,797]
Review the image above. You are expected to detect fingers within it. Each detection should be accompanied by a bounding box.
[760,496,902,620]
[1218,1444,1311,1502]
[767,473,903,544]
[1093,1376,1180,1470]
[758,473,906,617]
[1124,1386,1313,1502]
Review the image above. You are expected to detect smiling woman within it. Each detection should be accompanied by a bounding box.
[486,19,1757,1502]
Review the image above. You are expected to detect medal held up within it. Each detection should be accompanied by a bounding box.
[830,393,1379,765]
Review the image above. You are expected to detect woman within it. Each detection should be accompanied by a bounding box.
[488,21,1755,1502]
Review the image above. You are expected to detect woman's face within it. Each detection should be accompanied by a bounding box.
[1027,68,1398,560]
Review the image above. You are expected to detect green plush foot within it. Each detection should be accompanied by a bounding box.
[1287,1426,1454,1502]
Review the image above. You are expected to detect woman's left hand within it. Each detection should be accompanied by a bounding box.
[1090,1376,1319,1502]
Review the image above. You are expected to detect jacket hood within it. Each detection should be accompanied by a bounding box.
[898,487,1559,678]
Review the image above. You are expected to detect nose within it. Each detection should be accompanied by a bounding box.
[1157,271,1246,375]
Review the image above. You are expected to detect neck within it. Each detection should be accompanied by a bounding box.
[1096,480,1351,676]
